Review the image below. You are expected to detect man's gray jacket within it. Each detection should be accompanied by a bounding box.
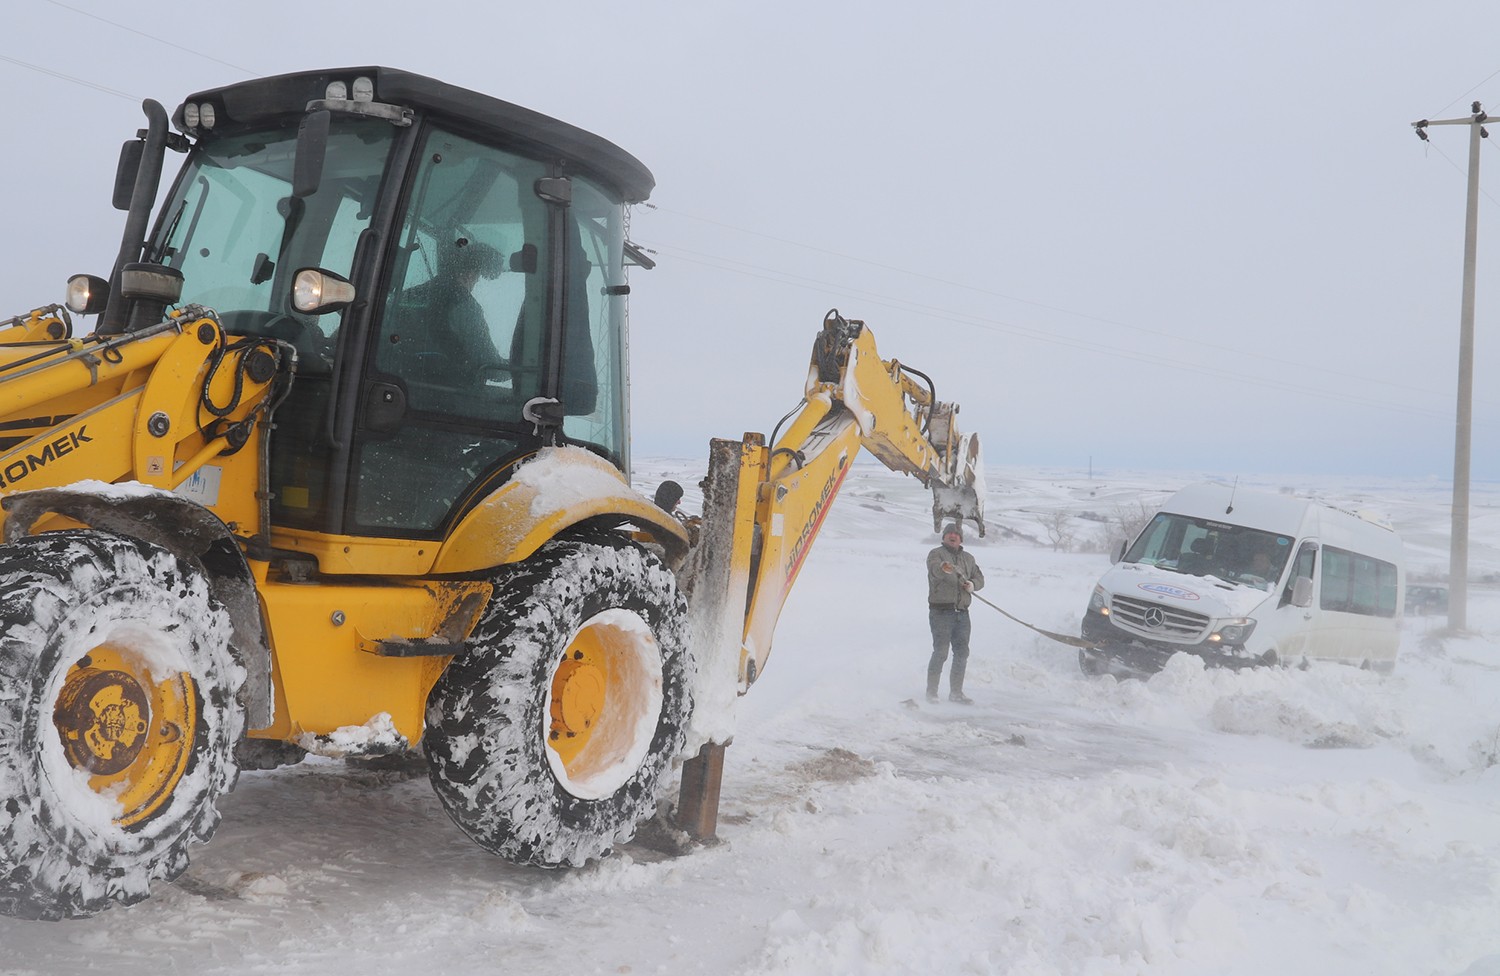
[927,544,984,609]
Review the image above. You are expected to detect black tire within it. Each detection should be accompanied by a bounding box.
[424,530,693,868]
[1078,648,1104,676]
[0,531,243,920]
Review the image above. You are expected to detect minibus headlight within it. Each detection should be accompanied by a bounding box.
[1209,619,1256,644]
[1088,585,1109,614]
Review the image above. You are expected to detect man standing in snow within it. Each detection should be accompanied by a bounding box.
[926,523,984,704]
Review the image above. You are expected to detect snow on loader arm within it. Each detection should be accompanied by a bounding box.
[673,309,984,839]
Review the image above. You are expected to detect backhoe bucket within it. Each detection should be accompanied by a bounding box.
[931,430,985,536]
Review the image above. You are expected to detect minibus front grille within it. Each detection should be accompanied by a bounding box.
[1110,596,1209,640]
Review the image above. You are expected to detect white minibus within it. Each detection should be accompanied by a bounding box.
[1079,483,1404,675]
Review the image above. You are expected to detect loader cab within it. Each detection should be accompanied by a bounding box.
[140,67,650,541]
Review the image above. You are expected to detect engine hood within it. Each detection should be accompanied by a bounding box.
[1098,562,1273,618]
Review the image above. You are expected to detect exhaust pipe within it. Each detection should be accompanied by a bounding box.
[99,100,170,336]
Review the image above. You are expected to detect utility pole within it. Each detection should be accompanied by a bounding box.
[1412,102,1487,631]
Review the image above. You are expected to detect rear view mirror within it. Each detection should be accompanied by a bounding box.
[1291,576,1313,608]
[113,139,144,211]
[293,110,331,199]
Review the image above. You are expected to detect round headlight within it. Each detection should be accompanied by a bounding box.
[199,103,216,128]
[66,274,109,316]
[293,268,356,314]
[352,76,374,101]
[183,102,200,128]
[325,80,348,100]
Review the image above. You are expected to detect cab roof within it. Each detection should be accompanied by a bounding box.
[174,66,656,203]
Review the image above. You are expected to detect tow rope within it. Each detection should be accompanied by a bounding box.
[968,591,1099,649]
[952,570,1098,649]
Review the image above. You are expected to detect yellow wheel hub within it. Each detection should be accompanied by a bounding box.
[52,643,197,828]
[539,608,664,800]
[548,629,611,770]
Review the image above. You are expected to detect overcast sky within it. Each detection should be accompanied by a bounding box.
[5,0,1500,479]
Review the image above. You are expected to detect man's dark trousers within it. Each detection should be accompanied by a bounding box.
[927,607,971,697]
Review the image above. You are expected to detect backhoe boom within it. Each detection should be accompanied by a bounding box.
[683,309,985,710]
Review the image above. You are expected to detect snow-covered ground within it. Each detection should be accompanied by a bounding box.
[5,462,1499,976]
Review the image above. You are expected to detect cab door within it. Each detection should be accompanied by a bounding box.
[347,125,555,535]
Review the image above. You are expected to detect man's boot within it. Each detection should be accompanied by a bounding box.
[949,653,971,704]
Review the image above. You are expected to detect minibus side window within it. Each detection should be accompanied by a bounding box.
[1319,545,1398,618]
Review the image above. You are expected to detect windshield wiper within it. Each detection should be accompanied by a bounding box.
[149,198,188,264]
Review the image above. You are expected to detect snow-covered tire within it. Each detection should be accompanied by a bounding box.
[424,530,693,868]
[0,531,243,920]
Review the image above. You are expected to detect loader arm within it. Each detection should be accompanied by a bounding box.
[0,308,284,533]
[0,305,72,344]
[682,310,984,719]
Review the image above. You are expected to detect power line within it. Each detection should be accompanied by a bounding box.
[0,54,139,102]
[0,4,258,107]
[646,202,1168,337]
[640,203,1474,406]
[1435,66,1500,118]
[643,241,1479,425]
[42,0,256,75]
[635,212,1489,410]
[1420,138,1500,210]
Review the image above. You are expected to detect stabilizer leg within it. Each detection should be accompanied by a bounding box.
[675,742,727,842]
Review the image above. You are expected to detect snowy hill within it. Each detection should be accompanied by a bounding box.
[5,463,1499,976]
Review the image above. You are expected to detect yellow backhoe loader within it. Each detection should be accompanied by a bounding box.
[0,67,983,920]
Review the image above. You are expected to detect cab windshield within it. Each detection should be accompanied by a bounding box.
[1125,513,1292,590]
[148,117,396,362]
